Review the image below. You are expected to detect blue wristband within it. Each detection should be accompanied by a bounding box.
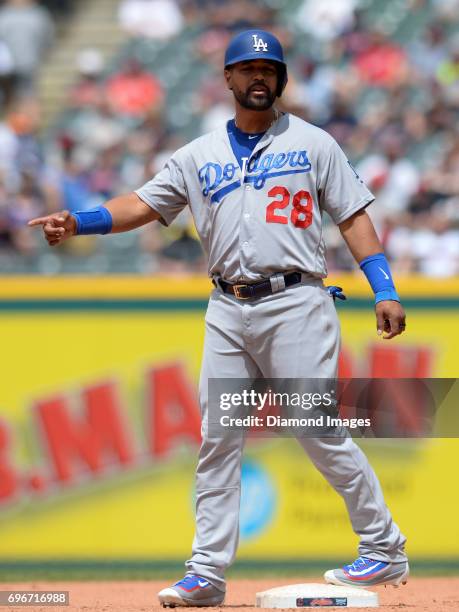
[73,207,113,235]
[359,253,400,304]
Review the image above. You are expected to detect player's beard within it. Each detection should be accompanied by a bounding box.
[233,84,277,111]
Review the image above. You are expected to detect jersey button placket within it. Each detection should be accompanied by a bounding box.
[239,177,254,276]
[239,138,272,275]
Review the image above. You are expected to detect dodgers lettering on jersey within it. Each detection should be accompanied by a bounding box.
[199,149,312,202]
[135,114,375,283]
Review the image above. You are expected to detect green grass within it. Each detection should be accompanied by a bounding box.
[0,559,458,582]
[0,298,458,312]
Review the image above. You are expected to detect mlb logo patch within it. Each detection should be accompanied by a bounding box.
[252,34,268,52]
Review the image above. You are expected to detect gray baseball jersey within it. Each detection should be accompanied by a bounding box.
[135,113,374,283]
[136,112,407,591]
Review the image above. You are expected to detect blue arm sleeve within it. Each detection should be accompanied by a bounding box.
[359,253,400,304]
[73,207,113,235]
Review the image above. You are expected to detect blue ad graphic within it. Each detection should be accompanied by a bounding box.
[239,460,276,540]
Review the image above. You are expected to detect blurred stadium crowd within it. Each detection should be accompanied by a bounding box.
[0,0,458,276]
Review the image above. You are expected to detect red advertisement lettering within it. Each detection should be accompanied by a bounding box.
[0,420,18,503]
[36,383,135,483]
[147,364,201,457]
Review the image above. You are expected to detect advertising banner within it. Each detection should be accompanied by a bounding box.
[0,276,458,561]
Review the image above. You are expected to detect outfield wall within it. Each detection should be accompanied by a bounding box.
[0,275,458,563]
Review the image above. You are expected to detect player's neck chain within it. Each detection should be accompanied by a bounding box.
[234,108,279,134]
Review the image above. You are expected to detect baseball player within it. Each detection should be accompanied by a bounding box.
[29,30,408,607]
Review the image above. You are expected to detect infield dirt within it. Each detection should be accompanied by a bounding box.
[1,577,458,611]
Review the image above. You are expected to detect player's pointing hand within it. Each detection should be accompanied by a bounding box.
[376,300,406,340]
[28,210,77,246]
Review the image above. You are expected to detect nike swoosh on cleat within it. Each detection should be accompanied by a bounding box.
[346,562,386,577]
[198,580,209,587]
[378,267,389,280]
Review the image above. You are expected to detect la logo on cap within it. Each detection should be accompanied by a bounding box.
[252,34,268,52]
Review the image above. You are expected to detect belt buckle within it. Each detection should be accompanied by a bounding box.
[233,284,250,300]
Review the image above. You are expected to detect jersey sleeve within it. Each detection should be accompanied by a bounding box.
[318,138,375,224]
[135,153,188,226]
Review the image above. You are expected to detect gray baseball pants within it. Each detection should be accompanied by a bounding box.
[185,278,407,591]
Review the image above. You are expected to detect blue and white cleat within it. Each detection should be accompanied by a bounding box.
[324,556,409,588]
[158,574,225,607]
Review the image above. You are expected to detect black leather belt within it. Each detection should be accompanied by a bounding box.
[214,271,302,300]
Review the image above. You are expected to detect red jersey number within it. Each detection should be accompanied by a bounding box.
[291,189,313,229]
[265,186,289,225]
[266,186,313,230]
